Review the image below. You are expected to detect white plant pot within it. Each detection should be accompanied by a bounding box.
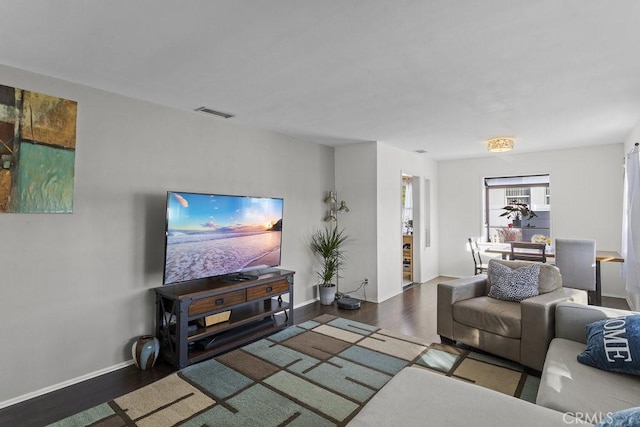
[319,284,336,305]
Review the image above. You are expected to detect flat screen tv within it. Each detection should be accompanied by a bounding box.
[162,191,283,285]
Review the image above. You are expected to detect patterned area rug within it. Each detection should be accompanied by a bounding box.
[50,315,539,426]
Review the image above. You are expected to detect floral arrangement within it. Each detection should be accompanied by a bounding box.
[532,234,552,245]
[497,225,522,242]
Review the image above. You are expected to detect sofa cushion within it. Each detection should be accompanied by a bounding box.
[555,303,636,344]
[347,366,579,427]
[453,296,521,339]
[577,315,640,376]
[488,260,540,302]
[537,338,640,418]
[488,259,562,294]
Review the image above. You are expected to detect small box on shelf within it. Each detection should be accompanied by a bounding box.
[197,310,231,327]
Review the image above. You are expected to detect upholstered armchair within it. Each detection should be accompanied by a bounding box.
[437,259,588,371]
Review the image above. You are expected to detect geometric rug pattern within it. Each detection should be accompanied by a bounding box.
[49,315,539,426]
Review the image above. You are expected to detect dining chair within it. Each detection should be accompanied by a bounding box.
[554,238,597,305]
[468,238,488,275]
[509,242,546,263]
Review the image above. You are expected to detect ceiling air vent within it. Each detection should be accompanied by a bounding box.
[194,107,234,119]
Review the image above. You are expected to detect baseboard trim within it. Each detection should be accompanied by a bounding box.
[294,297,318,309]
[2,300,315,410]
[0,360,135,410]
[1,297,370,410]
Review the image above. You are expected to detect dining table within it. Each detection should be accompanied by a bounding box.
[484,244,624,306]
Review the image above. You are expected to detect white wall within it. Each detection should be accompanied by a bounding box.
[416,158,439,282]
[334,143,378,300]
[4,60,628,408]
[439,144,626,297]
[335,141,439,303]
[376,142,440,301]
[0,64,334,405]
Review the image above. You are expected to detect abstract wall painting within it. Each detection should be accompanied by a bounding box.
[0,84,77,213]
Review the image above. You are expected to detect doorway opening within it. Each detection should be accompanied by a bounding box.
[402,174,414,288]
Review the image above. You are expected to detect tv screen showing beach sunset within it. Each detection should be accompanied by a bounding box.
[163,192,283,285]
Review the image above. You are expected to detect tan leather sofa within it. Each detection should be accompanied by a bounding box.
[437,259,587,371]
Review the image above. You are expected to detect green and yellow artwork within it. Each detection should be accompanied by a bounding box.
[0,84,77,213]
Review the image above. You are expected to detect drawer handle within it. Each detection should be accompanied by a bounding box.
[266,286,273,292]
[215,298,224,305]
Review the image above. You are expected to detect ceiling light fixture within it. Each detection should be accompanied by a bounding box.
[487,137,515,153]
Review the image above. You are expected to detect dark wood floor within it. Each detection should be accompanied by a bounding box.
[0,280,441,427]
[0,278,629,427]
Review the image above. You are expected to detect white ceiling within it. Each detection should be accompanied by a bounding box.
[1,1,640,160]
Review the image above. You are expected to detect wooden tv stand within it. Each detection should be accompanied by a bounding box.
[154,268,294,368]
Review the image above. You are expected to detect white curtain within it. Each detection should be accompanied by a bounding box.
[622,144,640,293]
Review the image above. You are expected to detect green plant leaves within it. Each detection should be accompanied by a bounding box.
[310,226,349,285]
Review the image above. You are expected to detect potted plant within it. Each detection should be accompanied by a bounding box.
[310,226,349,305]
[499,200,537,227]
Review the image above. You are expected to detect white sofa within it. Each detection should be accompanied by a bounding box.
[536,302,640,418]
[349,303,640,426]
[347,367,579,426]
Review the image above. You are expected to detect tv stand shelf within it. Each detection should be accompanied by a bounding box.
[154,269,294,368]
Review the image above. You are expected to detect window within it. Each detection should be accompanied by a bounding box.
[484,175,551,243]
[505,187,530,205]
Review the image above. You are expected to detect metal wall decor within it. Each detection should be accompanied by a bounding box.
[0,84,78,213]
